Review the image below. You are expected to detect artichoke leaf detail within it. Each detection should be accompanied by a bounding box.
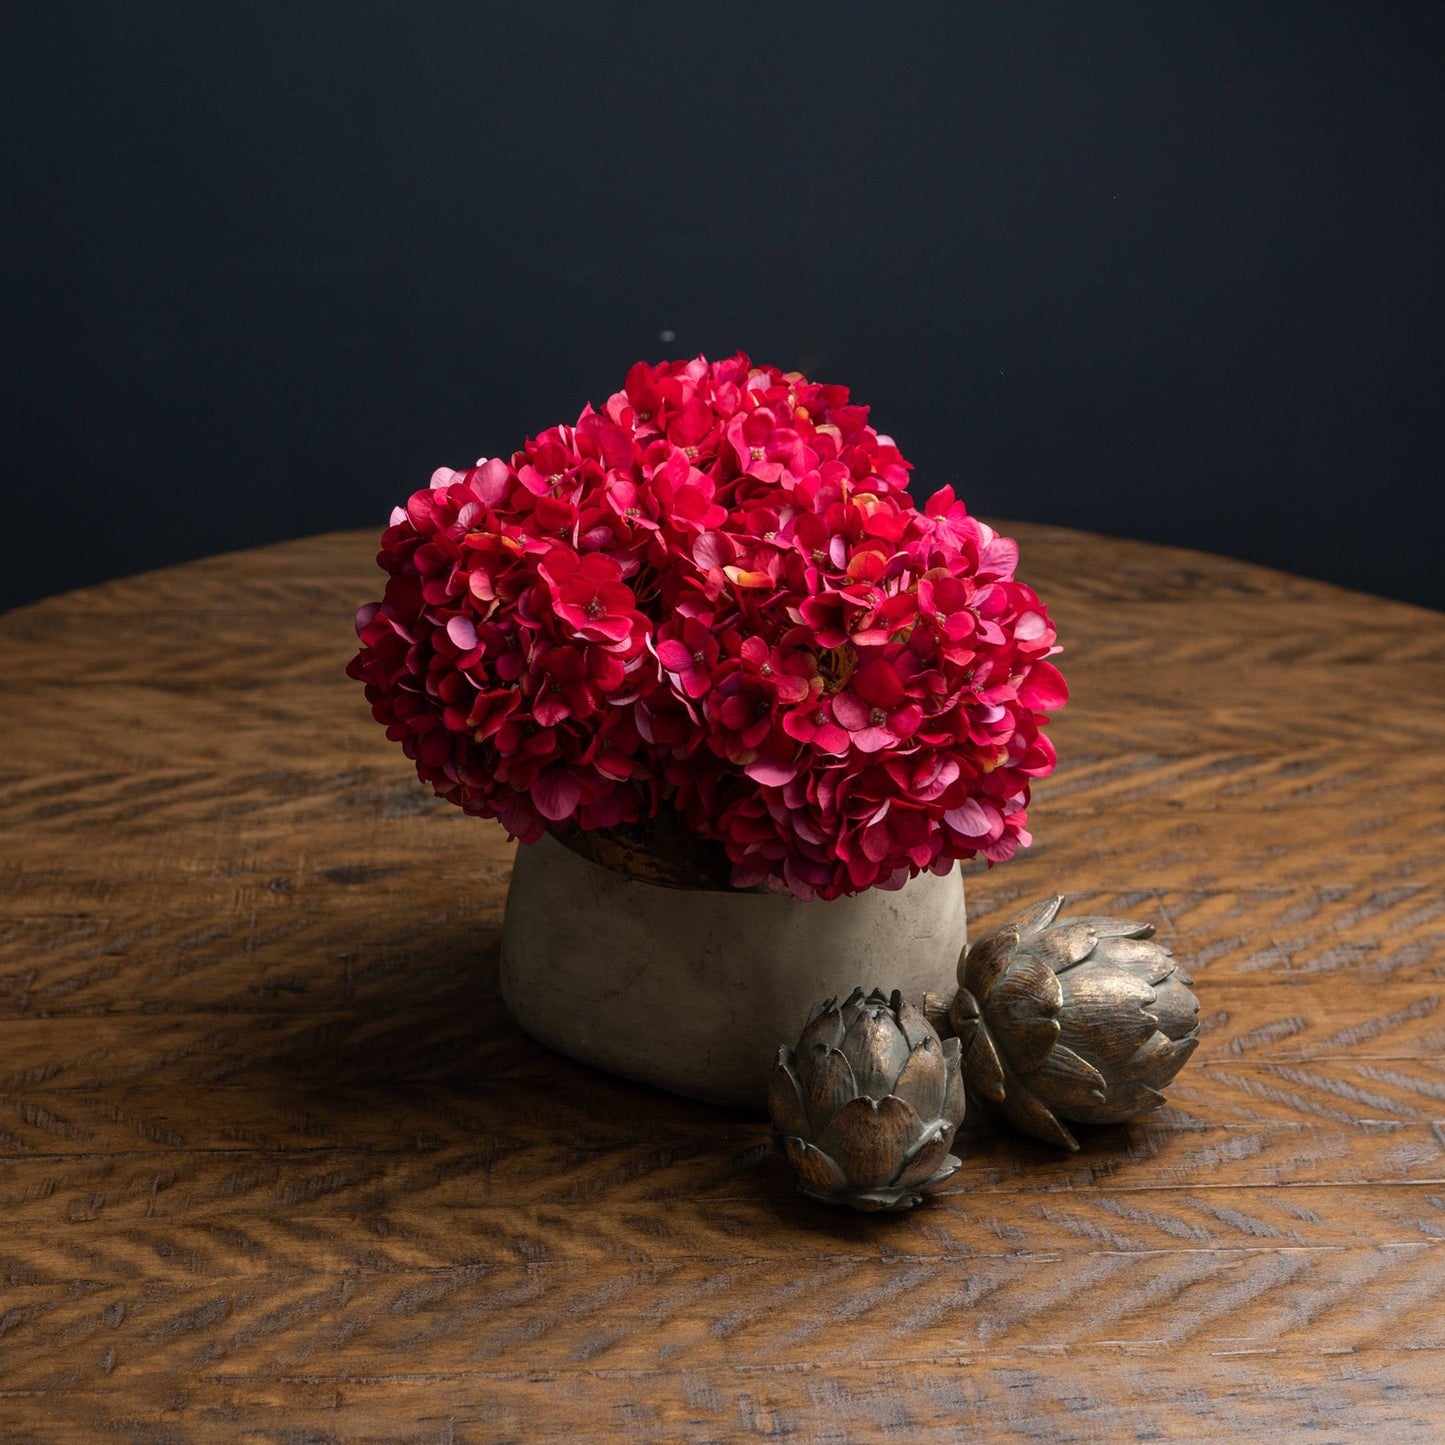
[949,896,1200,1150]
[770,987,966,1212]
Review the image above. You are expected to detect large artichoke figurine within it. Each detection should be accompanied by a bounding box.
[770,987,966,1212]
[950,897,1199,1150]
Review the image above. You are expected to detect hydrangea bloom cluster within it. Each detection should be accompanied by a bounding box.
[348,354,1066,901]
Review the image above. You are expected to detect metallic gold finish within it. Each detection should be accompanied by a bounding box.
[949,897,1200,1150]
[770,987,966,1212]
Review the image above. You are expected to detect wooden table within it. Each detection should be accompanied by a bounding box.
[3,525,1443,1442]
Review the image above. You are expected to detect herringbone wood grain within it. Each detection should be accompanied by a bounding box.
[1,525,1443,1442]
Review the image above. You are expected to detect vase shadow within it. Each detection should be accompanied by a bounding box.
[197,910,772,1157]
[178,911,1153,1237]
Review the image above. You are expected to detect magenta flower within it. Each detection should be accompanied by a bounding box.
[782,701,851,755]
[831,658,924,753]
[348,353,1066,900]
[530,643,625,727]
[655,616,722,699]
[539,548,641,647]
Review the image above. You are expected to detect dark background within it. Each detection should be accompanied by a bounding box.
[5,2,1442,614]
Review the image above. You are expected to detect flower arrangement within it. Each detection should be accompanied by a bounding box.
[348,353,1066,901]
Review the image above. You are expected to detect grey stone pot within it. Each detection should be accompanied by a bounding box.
[499,831,968,1110]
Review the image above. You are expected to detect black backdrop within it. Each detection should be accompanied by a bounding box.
[5,2,1442,614]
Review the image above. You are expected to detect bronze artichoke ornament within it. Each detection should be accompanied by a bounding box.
[950,897,1200,1150]
[770,987,966,1212]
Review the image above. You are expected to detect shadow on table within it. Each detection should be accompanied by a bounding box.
[174,910,1151,1226]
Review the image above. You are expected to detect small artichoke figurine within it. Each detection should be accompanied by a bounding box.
[770,987,966,1212]
[950,897,1200,1150]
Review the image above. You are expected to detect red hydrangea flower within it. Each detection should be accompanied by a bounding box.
[348,354,1067,900]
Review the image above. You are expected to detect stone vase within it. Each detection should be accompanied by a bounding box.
[498,830,968,1110]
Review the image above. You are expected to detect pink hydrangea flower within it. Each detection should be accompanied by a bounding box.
[347,353,1067,900]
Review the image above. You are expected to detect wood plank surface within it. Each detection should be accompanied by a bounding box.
[1,524,1443,1442]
